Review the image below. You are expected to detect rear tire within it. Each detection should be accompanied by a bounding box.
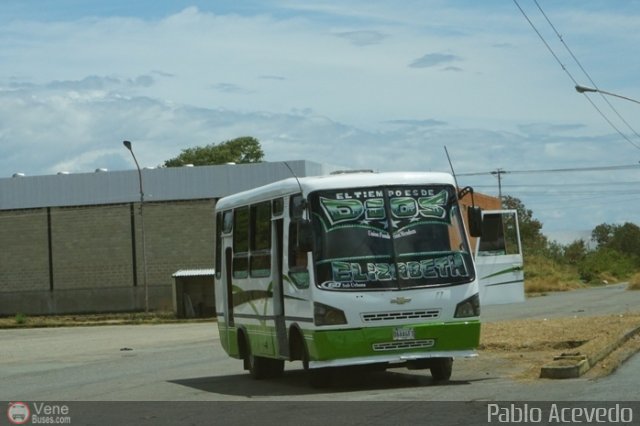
[429,357,453,382]
[247,347,270,380]
[244,335,283,380]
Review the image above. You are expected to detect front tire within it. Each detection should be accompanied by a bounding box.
[429,357,453,382]
[300,339,332,388]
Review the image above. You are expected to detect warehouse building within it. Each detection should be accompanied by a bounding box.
[0,161,339,316]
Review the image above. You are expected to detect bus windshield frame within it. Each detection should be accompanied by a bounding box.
[308,184,475,291]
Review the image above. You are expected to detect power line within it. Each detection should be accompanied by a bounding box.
[473,180,640,189]
[533,0,640,143]
[512,0,640,151]
[458,163,639,176]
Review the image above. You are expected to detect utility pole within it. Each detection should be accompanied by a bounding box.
[491,168,506,206]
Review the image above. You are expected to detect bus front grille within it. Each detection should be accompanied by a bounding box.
[361,309,441,322]
[373,339,435,351]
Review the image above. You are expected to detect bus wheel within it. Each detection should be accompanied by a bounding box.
[245,339,284,379]
[248,352,270,380]
[430,357,453,382]
[308,368,332,388]
[301,345,332,387]
[268,358,285,378]
[245,338,269,380]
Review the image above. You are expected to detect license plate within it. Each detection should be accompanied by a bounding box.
[393,327,415,341]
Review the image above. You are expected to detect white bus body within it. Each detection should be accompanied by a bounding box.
[214,171,481,384]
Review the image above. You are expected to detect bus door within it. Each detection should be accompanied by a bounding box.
[475,209,524,305]
[273,218,289,358]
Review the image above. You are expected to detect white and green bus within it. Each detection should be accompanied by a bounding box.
[214,171,483,385]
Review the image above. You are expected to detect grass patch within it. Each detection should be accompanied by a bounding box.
[524,255,583,293]
[14,313,27,325]
[0,311,215,329]
[628,273,640,290]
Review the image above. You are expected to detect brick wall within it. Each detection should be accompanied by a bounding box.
[0,199,217,315]
[51,204,133,290]
[136,199,216,310]
[0,208,49,292]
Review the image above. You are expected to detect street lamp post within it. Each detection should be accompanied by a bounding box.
[123,140,149,313]
[575,85,640,105]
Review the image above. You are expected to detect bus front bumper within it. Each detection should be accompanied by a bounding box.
[305,320,480,369]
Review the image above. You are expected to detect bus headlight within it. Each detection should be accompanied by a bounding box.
[314,302,347,326]
[454,293,480,318]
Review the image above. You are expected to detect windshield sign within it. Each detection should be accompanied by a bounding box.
[310,185,473,291]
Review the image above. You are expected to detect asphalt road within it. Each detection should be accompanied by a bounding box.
[481,282,640,322]
[1,284,640,424]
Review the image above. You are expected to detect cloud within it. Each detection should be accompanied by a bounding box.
[384,119,447,127]
[335,30,388,46]
[492,42,516,49]
[518,123,587,138]
[441,66,463,72]
[0,77,635,238]
[409,53,461,68]
[259,75,287,81]
[211,83,254,94]
[8,75,155,92]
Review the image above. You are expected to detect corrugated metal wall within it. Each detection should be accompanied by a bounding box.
[0,160,341,210]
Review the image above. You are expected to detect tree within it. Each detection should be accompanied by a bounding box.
[590,222,640,263]
[609,222,640,263]
[563,239,587,265]
[164,136,264,167]
[591,223,616,247]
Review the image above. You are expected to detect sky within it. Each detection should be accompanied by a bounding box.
[1,0,639,244]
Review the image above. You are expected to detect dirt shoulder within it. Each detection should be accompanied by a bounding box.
[0,312,212,328]
[479,313,640,380]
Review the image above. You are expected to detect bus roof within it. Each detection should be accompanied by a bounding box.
[215,171,456,211]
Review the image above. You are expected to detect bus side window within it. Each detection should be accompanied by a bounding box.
[272,197,284,217]
[215,212,222,280]
[250,201,271,278]
[288,194,310,288]
[288,218,309,289]
[478,213,507,256]
[288,222,308,269]
[233,206,249,278]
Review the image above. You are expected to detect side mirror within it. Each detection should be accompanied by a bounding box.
[468,206,483,237]
[296,219,313,252]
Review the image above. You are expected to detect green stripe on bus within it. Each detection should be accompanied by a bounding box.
[305,321,480,361]
[218,320,480,361]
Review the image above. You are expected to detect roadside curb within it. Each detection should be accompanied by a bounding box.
[540,324,640,379]
[0,318,216,329]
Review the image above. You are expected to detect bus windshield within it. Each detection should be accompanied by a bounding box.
[309,185,475,291]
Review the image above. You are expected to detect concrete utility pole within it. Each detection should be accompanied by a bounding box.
[491,168,506,206]
[123,140,149,313]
